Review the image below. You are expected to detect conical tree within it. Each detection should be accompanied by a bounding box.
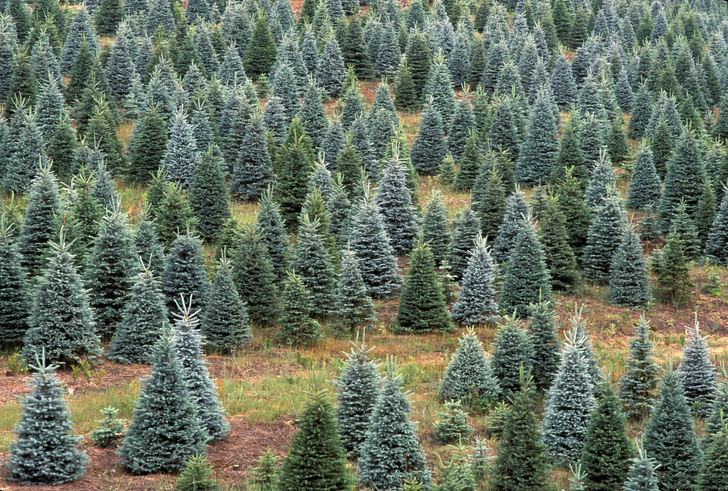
[623,441,660,491]
[643,368,701,491]
[527,300,561,393]
[453,131,482,192]
[539,194,580,291]
[619,316,661,420]
[316,35,346,97]
[7,356,87,485]
[697,422,728,491]
[581,195,627,285]
[334,248,376,336]
[289,215,338,318]
[552,112,588,185]
[452,234,499,326]
[127,108,168,185]
[359,357,432,490]
[133,212,166,278]
[276,271,322,346]
[491,190,528,264]
[277,384,353,490]
[439,327,501,405]
[275,118,316,231]
[704,190,728,264]
[154,183,196,250]
[244,12,277,79]
[200,256,250,354]
[333,341,381,460]
[119,335,208,474]
[580,383,634,491]
[447,204,481,281]
[162,110,200,189]
[0,221,32,348]
[557,168,592,256]
[490,315,535,396]
[348,185,402,298]
[411,101,447,175]
[652,230,693,306]
[421,191,451,267]
[21,231,102,367]
[491,370,552,491]
[627,144,662,211]
[670,201,701,260]
[170,297,229,443]
[107,263,168,365]
[515,90,559,185]
[189,148,231,243]
[396,239,452,333]
[541,327,597,465]
[231,227,279,327]
[161,233,208,320]
[678,319,718,417]
[376,158,420,256]
[256,188,289,280]
[609,225,651,309]
[659,129,706,232]
[500,219,552,318]
[84,207,137,340]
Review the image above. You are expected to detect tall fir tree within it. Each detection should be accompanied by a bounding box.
[539,195,580,291]
[678,319,717,417]
[515,91,559,185]
[7,357,88,485]
[189,148,231,243]
[17,166,60,276]
[231,227,279,326]
[359,357,432,490]
[619,317,660,420]
[410,101,447,175]
[275,118,316,231]
[333,248,376,336]
[0,221,31,348]
[527,300,561,393]
[127,108,168,185]
[557,168,592,257]
[609,225,652,309]
[119,336,208,474]
[244,12,277,79]
[376,158,420,256]
[581,195,627,285]
[627,144,662,211]
[162,110,200,189]
[452,234,499,327]
[256,188,289,280]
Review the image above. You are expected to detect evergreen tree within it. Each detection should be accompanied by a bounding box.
[704,191,728,264]
[84,207,137,340]
[230,113,275,202]
[0,222,31,348]
[376,159,420,256]
[163,110,200,189]
[95,0,123,35]
[581,196,627,285]
[33,80,65,147]
[170,298,229,443]
[17,166,60,276]
[46,119,77,184]
[155,183,196,250]
[670,202,701,260]
[585,153,617,210]
[60,6,99,74]
[119,336,208,474]
[231,227,279,326]
[606,116,630,166]
[411,101,447,175]
[276,271,322,346]
[200,256,250,354]
[317,35,346,97]
[652,230,693,306]
[333,248,375,336]
[697,423,728,491]
[539,195,579,292]
[491,191,528,264]
[552,113,588,185]
[21,233,102,367]
[421,191,451,267]
[161,234,208,320]
[500,220,552,318]
[453,131,482,192]
[627,144,662,211]
[624,442,660,491]
[189,148,231,243]
[244,12,277,78]
[394,60,418,111]
[579,384,635,491]
[557,168,592,256]
[422,50,456,125]
[515,91,559,185]
[650,121,674,180]
[439,327,500,405]
[526,300,560,393]
[643,368,701,491]
[275,118,316,231]
[704,380,728,449]
[695,180,716,250]
[277,387,353,491]
[256,188,288,280]
[452,234,499,327]
[396,240,451,333]
[332,341,381,460]
[341,18,373,79]
[107,265,168,365]
[359,358,432,490]
[447,204,481,281]
[289,215,338,318]
[127,108,168,185]
[7,357,87,485]
[678,320,718,417]
[145,0,176,34]
[659,129,706,232]
[490,316,534,396]
[4,107,47,194]
[491,371,552,491]
[609,226,651,309]
[405,29,431,99]
[620,317,660,420]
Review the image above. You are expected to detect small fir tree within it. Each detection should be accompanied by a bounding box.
[189,148,231,243]
[376,158,420,256]
[541,327,597,466]
[439,328,501,405]
[275,118,316,231]
[579,384,635,491]
[652,230,693,306]
[359,357,432,490]
[244,12,277,79]
[678,319,718,417]
[697,422,728,491]
[21,233,102,367]
[447,204,481,281]
[452,234,499,327]
[170,297,230,443]
[704,190,728,264]
[334,248,376,336]
[643,368,701,491]
[277,386,353,491]
[527,300,561,393]
[89,407,125,448]
[127,108,168,185]
[627,144,662,211]
[276,271,322,346]
[317,35,346,97]
[119,336,208,474]
[396,240,452,333]
[581,195,627,285]
[539,195,580,291]
[411,101,447,175]
[333,341,382,460]
[434,401,473,444]
[161,234,208,320]
[421,191,451,267]
[491,191,528,264]
[155,183,196,250]
[163,110,200,189]
[0,221,32,348]
[490,315,535,396]
[515,91,559,185]
[7,356,88,485]
[176,454,219,491]
[623,441,660,491]
[619,317,661,420]
[200,256,251,354]
[609,225,651,309]
[670,201,701,260]
[256,188,288,279]
[453,131,482,192]
[107,263,168,365]
[500,220,552,318]
[231,227,279,326]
